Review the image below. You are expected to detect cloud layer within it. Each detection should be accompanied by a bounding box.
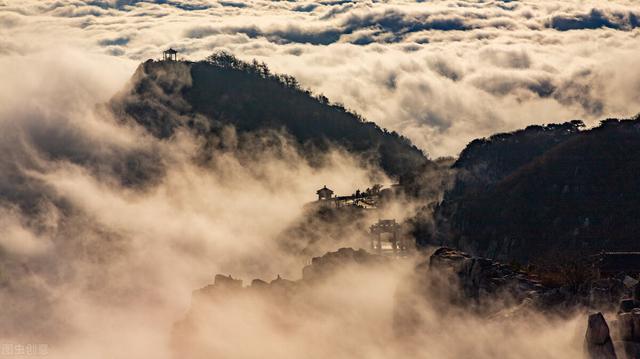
[0,47,395,356]
[2,0,639,156]
[0,2,634,357]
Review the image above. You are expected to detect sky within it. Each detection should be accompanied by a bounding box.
[1,0,639,157]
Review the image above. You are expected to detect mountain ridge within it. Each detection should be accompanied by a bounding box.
[433,115,640,262]
[109,53,431,179]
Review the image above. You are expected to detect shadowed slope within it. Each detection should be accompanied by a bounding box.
[110,54,430,178]
[435,116,640,262]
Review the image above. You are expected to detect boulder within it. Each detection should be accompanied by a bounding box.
[585,312,617,359]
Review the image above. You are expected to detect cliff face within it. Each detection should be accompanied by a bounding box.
[110,57,430,179]
[433,116,640,262]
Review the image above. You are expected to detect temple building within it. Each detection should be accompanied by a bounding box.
[163,48,178,61]
[316,185,334,201]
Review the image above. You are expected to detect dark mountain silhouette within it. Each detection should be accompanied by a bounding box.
[109,52,429,178]
[447,120,585,200]
[432,116,640,263]
[109,52,640,264]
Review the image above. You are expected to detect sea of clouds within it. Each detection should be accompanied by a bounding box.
[0,1,635,357]
[2,0,639,157]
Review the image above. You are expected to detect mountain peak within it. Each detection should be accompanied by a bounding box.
[109,53,429,178]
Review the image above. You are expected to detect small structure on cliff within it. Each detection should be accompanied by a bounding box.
[316,185,334,201]
[163,48,178,61]
[312,184,392,209]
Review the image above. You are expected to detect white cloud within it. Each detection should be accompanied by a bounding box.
[2,0,639,156]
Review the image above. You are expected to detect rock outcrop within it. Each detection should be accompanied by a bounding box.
[583,286,640,359]
[427,247,546,306]
[585,312,617,359]
[393,247,548,336]
[425,247,635,314]
[191,247,384,301]
[173,247,387,357]
[302,247,386,282]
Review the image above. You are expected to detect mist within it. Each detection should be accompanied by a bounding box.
[0,49,380,355]
[4,0,640,158]
[0,45,601,359]
[173,252,589,359]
